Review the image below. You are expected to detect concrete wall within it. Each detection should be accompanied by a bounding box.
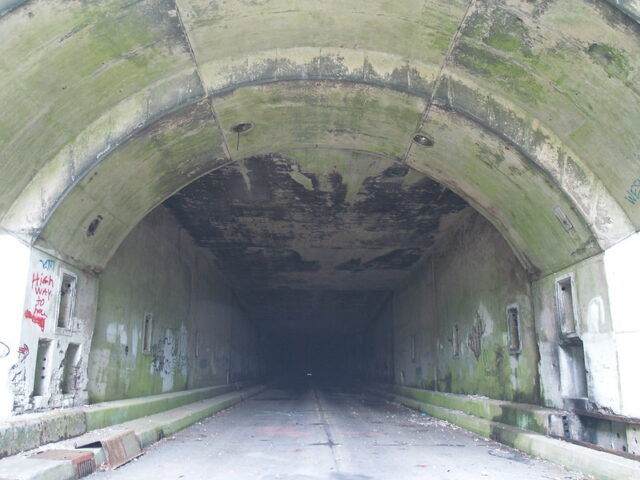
[360,208,640,455]
[365,209,636,416]
[359,297,394,383]
[534,255,617,412]
[87,207,261,403]
[365,210,540,403]
[4,247,98,414]
[535,231,640,418]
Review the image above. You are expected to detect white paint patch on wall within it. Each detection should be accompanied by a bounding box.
[130,327,139,359]
[605,233,640,333]
[586,296,606,334]
[106,323,117,344]
[0,234,31,419]
[604,232,640,417]
[179,324,188,378]
[118,324,127,347]
[509,355,520,393]
[582,332,621,412]
[90,348,110,399]
[162,329,175,392]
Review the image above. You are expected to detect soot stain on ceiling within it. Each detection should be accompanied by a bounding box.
[163,152,468,332]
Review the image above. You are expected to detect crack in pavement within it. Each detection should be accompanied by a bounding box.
[313,388,342,473]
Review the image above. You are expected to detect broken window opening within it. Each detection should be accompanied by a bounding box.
[57,272,77,329]
[142,313,153,354]
[61,343,81,394]
[32,339,53,397]
[507,304,521,355]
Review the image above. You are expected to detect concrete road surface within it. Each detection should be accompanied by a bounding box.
[93,383,587,480]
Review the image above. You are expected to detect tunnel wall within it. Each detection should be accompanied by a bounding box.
[534,256,618,413]
[359,297,394,383]
[87,207,261,403]
[6,248,98,414]
[363,208,639,423]
[369,210,540,403]
[533,239,640,420]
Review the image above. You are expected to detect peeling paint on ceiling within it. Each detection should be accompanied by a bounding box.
[164,151,468,332]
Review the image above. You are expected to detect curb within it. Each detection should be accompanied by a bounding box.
[0,383,245,458]
[0,385,264,480]
[367,386,640,480]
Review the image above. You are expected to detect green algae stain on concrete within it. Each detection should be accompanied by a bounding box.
[464,4,535,58]
[587,42,632,82]
[37,100,226,271]
[213,81,425,159]
[0,0,197,223]
[452,41,545,106]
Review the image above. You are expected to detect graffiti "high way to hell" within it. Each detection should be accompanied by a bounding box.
[24,268,55,332]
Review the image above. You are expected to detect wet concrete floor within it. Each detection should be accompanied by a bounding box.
[94,384,587,479]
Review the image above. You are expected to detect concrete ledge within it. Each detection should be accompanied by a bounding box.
[369,386,640,480]
[84,384,236,431]
[114,385,264,449]
[0,384,264,480]
[0,383,244,458]
[372,382,564,435]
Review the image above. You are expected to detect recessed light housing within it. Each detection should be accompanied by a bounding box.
[231,122,254,133]
[413,134,434,147]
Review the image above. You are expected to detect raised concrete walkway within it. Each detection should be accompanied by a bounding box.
[367,383,640,480]
[0,384,264,480]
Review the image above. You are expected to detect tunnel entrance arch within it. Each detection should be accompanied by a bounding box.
[0,0,639,472]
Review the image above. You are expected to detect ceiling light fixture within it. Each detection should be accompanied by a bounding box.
[231,122,254,133]
[413,134,434,147]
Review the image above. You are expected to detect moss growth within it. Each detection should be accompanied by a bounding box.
[464,5,533,57]
[453,41,545,106]
[215,82,423,159]
[587,43,631,81]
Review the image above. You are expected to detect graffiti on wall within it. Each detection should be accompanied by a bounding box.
[624,178,640,205]
[39,259,56,270]
[18,344,29,360]
[0,341,9,359]
[24,268,56,332]
[468,311,486,360]
[149,328,188,392]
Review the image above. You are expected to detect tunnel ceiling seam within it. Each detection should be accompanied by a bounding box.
[401,0,477,165]
[173,0,234,164]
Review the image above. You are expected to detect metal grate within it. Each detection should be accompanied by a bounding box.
[75,457,96,477]
[29,449,96,477]
[76,429,143,470]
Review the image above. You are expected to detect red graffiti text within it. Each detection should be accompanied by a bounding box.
[18,344,29,360]
[25,271,55,332]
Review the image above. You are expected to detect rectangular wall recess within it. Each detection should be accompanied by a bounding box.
[556,274,578,338]
[57,272,77,329]
[32,339,53,396]
[142,313,153,354]
[61,343,81,394]
[506,304,521,355]
[452,325,460,357]
[559,340,589,400]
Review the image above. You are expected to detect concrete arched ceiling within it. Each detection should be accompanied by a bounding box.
[0,0,638,277]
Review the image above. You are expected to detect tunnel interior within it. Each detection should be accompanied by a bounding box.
[1,0,639,470]
[160,151,469,386]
